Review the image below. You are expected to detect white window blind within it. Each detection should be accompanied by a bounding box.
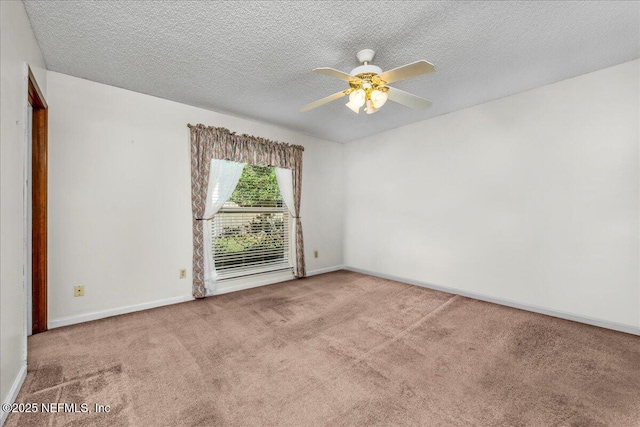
[211,165,292,280]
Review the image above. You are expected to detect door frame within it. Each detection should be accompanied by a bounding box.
[28,67,48,334]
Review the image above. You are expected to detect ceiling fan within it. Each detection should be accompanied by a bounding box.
[300,49,435,115]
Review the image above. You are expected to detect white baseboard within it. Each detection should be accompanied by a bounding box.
[49,266,345,327]
[344,266,640,336]
[1,363,27,426]
[49,295,194,329]
[307,265,344,276]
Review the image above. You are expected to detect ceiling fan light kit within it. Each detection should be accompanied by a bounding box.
[300,49,435,115]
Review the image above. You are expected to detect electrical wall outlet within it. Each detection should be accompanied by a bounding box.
[314,250,319,258]
[74,285,84,297]
[179,269,187,279]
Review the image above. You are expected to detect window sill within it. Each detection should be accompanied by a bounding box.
[216,263,292,281]
[207,269,295,296]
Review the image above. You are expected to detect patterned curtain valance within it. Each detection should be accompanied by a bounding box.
[188,124,304,169]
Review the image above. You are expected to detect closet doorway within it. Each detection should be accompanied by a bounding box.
[27,67,48,334]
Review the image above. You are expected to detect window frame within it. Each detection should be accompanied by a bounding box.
[209,165,293,281]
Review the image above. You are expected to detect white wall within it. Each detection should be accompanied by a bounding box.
[0,0,47,418]
[46,71,344,326]
[344,60,640,332]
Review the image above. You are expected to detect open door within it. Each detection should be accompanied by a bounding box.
[28,67,48,334]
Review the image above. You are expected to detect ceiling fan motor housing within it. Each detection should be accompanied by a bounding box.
[351,49,381,76]
[350,64,383,76]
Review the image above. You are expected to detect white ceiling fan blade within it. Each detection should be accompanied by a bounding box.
[386,87,432,110]
[313,67,356,82]
[378,60,435,84]
[300,90,348,112]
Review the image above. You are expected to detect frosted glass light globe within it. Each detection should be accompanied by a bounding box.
[345,100,360,113]
[365,99,378,114]
[349,89,366,107]
[370,90,388,109]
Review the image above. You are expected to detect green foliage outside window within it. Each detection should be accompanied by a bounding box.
[214,165,287,269]
[214,213,285,268]
[229,165,282,207]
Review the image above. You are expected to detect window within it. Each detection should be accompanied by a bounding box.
[211,165,291,280]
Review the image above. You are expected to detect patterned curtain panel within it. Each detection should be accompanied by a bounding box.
[188,124,306,298]
[190,127,214,298]
[291,162,305,278]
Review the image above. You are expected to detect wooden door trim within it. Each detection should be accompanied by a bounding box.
[28,67,48,334]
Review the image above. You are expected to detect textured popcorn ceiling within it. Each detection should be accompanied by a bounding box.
[23,1,640,143]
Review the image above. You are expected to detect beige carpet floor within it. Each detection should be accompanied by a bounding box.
[6,271,640,426]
